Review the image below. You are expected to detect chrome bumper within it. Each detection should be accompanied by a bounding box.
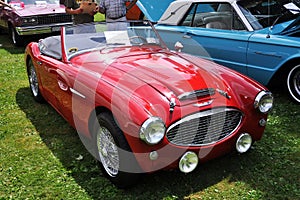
[15,22,73,35]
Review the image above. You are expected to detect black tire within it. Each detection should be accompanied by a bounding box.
[287,64,300,103]
[9,25,23,46]
[27,59,45,103]
[93,112,142,188]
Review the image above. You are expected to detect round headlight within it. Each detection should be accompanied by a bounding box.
[139,117,165,145]
[179,151,198,173]
[236,133,252,153]
[254,91,273,113]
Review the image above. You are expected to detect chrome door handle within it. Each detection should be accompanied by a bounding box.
[57,79,68,91]
[183,35,191,39]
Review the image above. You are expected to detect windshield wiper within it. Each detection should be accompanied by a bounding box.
[107,43,126,45]
[270,11,289,31]
[270,15,283,30]
[282,15,300,34]
[270,6,300,30]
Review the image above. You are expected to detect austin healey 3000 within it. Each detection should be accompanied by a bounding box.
[25,21,273,188]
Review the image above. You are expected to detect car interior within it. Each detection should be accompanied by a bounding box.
[181,3,245,30]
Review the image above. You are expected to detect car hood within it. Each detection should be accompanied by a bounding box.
[76,47,235,106]
[137,0,174,22]
[12,4,66,16]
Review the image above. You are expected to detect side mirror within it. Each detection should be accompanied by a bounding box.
[174,41,183,52]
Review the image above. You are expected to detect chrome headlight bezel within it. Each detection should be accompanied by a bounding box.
[236,133,253,153]
[254,91,273,113]
[139,117,166,145]
[22,17,38,25]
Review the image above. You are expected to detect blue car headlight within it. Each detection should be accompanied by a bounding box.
[254,91,273,113]
[139,117,165,145]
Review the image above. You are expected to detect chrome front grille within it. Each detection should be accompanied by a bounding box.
[37,14,72,25]
[166,108,243,146]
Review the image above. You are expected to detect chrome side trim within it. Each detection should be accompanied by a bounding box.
[70,88,86,99]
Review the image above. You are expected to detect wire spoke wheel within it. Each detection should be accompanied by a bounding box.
[96,126,120,177]
[26,59,44,102]
[93,112,142,188]
[28,61,39,97]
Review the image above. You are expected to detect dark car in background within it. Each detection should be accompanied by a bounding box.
[0,0,72,46]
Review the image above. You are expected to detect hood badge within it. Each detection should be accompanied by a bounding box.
[193,99,213,107]
[169,98,176,112]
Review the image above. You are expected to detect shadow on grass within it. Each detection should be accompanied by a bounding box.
[0,34,25,54]
[0,34,56,54]
[16,87,299,199]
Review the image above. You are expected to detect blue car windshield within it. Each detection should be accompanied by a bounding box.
[237,0,300,29]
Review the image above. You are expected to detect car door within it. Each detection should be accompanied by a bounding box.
[36,56,62,109]
[246,30,300,86]
[54,64,77,124]
[183,27,252,74]
[159,27,252,73]
[157,2,253,75]
[36,52,80,125]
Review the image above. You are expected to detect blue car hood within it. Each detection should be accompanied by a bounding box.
[137,0,174,22]
[280,16,300,35]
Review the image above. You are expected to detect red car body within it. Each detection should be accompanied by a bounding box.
[24,21,273,188]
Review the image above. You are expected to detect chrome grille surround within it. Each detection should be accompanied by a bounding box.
[37,14,72,25]
[166,108,243,146]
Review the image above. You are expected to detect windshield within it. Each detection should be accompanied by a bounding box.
[7,0,59,5]
[237,0,300,29]
[63,21,166,60]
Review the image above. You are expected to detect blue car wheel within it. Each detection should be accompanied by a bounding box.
[287,64,300,103]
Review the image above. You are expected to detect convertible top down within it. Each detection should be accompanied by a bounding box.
[25,21,273,188]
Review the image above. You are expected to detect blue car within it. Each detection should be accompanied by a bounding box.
[137,0,300,103]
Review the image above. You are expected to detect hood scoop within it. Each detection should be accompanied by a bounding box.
[169,88,216,112]
[169,88,231,112]
[178,88,216,101]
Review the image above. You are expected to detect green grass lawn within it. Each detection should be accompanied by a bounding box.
[0,33,299,200]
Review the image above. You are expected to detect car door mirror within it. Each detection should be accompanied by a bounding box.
[174,41,183,52]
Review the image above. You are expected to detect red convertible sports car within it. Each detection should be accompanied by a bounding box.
[25,21,273,188]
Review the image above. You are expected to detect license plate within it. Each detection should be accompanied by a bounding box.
[52,26,61,32]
